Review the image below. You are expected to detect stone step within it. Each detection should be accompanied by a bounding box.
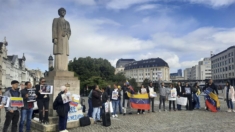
[31,117,95,132]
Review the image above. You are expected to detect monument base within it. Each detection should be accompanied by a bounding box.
[31,70,89,131]
[31,116,94,132]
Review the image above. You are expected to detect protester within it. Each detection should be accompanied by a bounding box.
[53,86,70,132]
[168,84,177,111]
[223,81,235,112]
[176,82,183,110]
[19,82,34,132]
[207,79,219,95]
[147,82,156,113]
[193,82,201,109]
[87,87,93,117]
[110,84,121,118]
[35,77,50,124]
[183,82,193,111]
[92,85,102,122]
[137,85,147,114]
[20,82,25,91]
[122,82,133,115]
[106,85,111,99]
[159,83,168,112]
[2,80,21,132]
[101,87,108,116]
[117,85,122,114]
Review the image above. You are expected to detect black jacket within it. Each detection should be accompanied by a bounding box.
[122,85,129,99]
[21,88,34,109]
[53,92,70,117]
[176,85,183,96]
[102,92,108,104]
[206,83,218,95]
[35,84,49,101]
[92,90,102,107]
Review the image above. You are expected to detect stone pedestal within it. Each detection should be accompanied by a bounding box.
[31,70,94,132]
[45,70,80,116]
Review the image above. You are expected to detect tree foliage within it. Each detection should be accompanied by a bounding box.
[68,57,115,81]
[142,78,151,87]
[129,78,138,92]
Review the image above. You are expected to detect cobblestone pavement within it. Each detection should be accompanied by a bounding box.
[1,91,235,132]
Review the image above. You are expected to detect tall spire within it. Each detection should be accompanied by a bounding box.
[3,37,8,46]
[22,53,26,61]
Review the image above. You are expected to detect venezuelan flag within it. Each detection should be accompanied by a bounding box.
[204,88,220,112]
[127,92,150,110]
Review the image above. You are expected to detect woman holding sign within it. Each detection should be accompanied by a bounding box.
[168,84,177,111]
[137,85,147,114]
[35,77,50,124]
[53,86,70,132]
[110,84,121,118]
[183,82,193,111]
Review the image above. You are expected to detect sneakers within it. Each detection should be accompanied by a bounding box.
[143,112,145,114]
[112,115,115,118]
[137,113,140,115]
[123,113,126,116]
[164,109,167,112]
[233,110,235,113]
[64,130,69,132]
[227,109,232,112]
[115,114,118,117]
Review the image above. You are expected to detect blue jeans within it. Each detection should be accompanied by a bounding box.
[19,108,33,132]
[92,107,100,121]
[226,99,234,109]
[88,98,93,117]
[112,100,119,115]
[193,94,200,109]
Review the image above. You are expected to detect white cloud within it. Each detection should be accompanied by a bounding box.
[184,0,235,7]
[135,4,157,11]
[70,0,96,6]
[106,0,153,10]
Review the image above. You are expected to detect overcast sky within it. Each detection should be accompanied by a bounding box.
[0,0,235,73]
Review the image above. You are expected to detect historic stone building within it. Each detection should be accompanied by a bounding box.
[115,59,135,74]
[0,37,44,89]
[124,58,170,83]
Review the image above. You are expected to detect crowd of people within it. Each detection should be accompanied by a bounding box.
[0,78,70,132]
[87,79,235,124]
[0,78,233,132]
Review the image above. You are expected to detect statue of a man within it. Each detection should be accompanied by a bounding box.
[52,8,71,71]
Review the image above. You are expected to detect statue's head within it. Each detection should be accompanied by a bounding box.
[58,7,66,17]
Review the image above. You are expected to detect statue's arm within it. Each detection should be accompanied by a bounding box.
[67,21,71,40]
[52,18,57,43]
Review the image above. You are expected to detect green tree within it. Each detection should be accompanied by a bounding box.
[112,73,127,85]
[142,78,151,87]
[129,78,138,92]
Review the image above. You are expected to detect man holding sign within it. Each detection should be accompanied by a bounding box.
[19,82,34,132]
[2,80,22,132]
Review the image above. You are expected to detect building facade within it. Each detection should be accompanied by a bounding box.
[115,59,135,74]
[211,46,235,85]
[124,58,170,83]
[177,69,182,77]
[184,68,192,80]
[0,37,44,89]
[184,57,211,80]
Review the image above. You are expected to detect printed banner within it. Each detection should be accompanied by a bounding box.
[112,91,118,100]
[176,97,187,106]
[171,89,177,98]
[150,92,157,98]
[10,97,24,107]
[0,96,10,107]
[40,85,53,94]
[67,94,84,122]
[185,87,191,94]
[27,88,36,102]
[61,92,72,104]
